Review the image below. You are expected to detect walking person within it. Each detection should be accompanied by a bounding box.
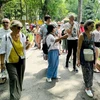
[40,15,51,40]
[0,18,11,84]
[33,25,41,49]
[39,15,51,59]
[92,23,100,47]
[77,20,95,97]
[64,14,79,72]
[0,20,31,100]
[46,24,68,82]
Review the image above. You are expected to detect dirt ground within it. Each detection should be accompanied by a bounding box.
[0,47,100,100]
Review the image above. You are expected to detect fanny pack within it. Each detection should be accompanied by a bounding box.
[83,49,94,61]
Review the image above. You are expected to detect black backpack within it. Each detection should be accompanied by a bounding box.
[42,36,49,55]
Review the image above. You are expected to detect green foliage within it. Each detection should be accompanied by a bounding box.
[21,27,28,36]
[21,27,34,42]
[94,19,100,24]
[2,0,69,21]
[83,0,100,21]
[66,0,78,15]
[47,0,68,21]
[1,0,100,23]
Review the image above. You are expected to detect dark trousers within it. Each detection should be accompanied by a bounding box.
[94,42,100,48]
[66,40,77,69]
[6,61,25,100]
[81,62,93,88]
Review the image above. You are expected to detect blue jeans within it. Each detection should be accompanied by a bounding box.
[47,49,59,78]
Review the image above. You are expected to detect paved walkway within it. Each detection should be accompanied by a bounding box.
[0,47,100,100]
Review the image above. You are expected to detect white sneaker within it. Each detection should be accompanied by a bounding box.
[85,89,93,97]
[46,78,52,83]
[56,76,61,79]
[52,75,61,79]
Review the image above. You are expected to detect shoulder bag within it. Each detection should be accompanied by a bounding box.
[9,37,25,65]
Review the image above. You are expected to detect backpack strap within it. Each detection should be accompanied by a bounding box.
[45,35,51,49]
[5,35,7,62]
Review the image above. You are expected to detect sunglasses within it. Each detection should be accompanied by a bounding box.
[3,22,9,24]
[17,26,23,30]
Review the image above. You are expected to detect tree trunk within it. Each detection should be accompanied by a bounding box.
[42,0,50,18]
[24,0,28,21]
[19,0,23,20]
[77,0,83,23]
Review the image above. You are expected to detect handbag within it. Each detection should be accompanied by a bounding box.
[83,49,94,61]
[9,37,25,65]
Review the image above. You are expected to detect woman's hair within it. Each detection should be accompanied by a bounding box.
[47,24,55,35]
[10,20,23,29]
[84,20,94,31]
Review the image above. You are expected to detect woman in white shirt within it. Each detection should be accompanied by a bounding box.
[46,24,68,82]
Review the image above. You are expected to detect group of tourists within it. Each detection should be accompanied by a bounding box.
[40,15,100,98]
[0,14,100,99]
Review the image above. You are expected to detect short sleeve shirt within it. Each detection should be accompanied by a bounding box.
[46,34,59,51]
[92,30,100,42]
[64,21,79,40]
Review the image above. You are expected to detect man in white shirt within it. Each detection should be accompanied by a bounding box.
[64,15,79,72]
[92,23,100,47]
[0,18,11,84]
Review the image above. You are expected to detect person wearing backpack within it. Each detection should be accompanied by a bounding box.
[46,24,68,82]
[40,15,51,39]
[39,15,51,59]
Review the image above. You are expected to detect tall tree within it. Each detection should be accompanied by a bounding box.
[19,0,23,20]
[83,0,95,21]
[0,0,11,23]
[77,0,83,23]
[41,0,50,17]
